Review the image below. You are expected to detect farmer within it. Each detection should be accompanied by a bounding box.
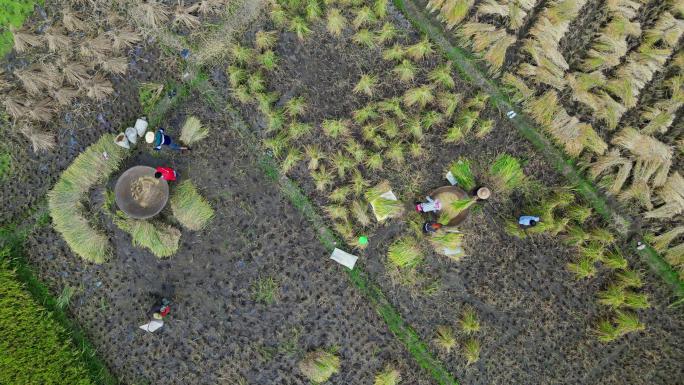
[416,196,441,213]
[145,128,189,152]
[423,221,443,234]
[155,166,178,182]
[149,298,171,320]
[518,215,540,229]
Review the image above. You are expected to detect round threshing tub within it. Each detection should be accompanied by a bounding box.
[114,166,169,219]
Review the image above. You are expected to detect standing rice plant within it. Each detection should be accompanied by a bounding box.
[404,86,435,108]
[170,181,214,231]
[374,366,401,385]
[353,29,376,47]
[475,119,494,138]
[255,30,278,51]
[463,338,480,365]
[595,319,619,342]
[353,6,376,28]
[448,158,476,191]
[327,8,347,37]
[567,257,597,279]
[180,116,209,145]
[354,74,378,96]
[406,38,433,60]
[433,325,456,353]
[603,251,628,270]
[614,311,644,335]
[388,237,422,268]
[383,44,405,61]
[489,154,525,192]
[322,119,350,138]
[376,22,397,44]
[616,269,643,288]
[393,60,417,83]
[299,349,340,383]
[290,16,312,40]
[428,63,455,89]
[459,307,480,334]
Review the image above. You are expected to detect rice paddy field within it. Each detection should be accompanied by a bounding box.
[0,1,682,384]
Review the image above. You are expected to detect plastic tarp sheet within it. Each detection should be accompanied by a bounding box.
[330,248,358,269]
[139,319,164,333]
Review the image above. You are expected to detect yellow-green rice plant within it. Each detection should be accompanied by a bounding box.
[409,141,424,158]
[232,85,252,104]
[430,0,474,29]
[285,96,307,118]
[259,50,279,71]
[290,16,312,40]
[247,72,266,94]
[387,141,405,165]
[353,29,376,48]
[404,85,435,108]
[329,186,351,203]
[305,0,322,20]
[171,181,214,231]
[231,43,253,65]
[459,307,480,334]
[567,256,597,279]
[580,241,605,262]
[353,6,376,28]
[378,97,407,119]
[374,365,400,385]
[281,148,303,174]
[350,170,369,196]
[524,90,559,127]
[388,237,422,268]
[326,8,347,37]
[428,63,455,89]
[255,30,278,51]
[380,119,400,138]
[430,231,464,258]
[264,133,288,158]
[589,227,615,245]
[421,111,443,131]
[351,200,371,227]
[623,292,650,309]
[354,74,378,96]
[322,119,350,138]
[505,219,527,238]
[433,325,456,353]
[475,119,494,138]
[393,59,417,83]
[312,166,334,191]
[566,204,592,223]
[325,205,349,222]
[180,116,208,145]
[405,117,423,139]
[345,140,366,162]
[598,285,625,308]
[465,92,489,111]
[353,104,378,124]
[614,311,644,335]
[376,22,397,44]
[383,44,405,61]
[332,152,355,178]
[448,157,476,191]
[228,66,247,87]
[489,154,525,192]
[595,319,619,342]
[563,225,589,247]
[648,226,684,252]
[116,218,181,258]
[603,250,628,270]
[257,92,279,115]
[298,350,340,383]
[463,338,480,365]
[502,72,534,103]
[365,152,384,171]
[445,109,478,142]
[270,3,288,26]
[374,0,389,18]
[406,38,433,60]
[437,92,461,117]
[288,121,313,139]
[615,269,643,288]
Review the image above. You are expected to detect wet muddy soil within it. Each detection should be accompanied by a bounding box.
[223,4,684,385]
[23,93,433,385]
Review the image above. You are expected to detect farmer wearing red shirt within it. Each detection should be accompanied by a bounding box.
[155,167,178,181]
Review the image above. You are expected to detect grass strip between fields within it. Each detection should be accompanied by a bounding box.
[393,0,684,301]
[0,222,118,385]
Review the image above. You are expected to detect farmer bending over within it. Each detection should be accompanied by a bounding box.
[518,215,540,229]
[155,166,178,182]
[145,128,189,152]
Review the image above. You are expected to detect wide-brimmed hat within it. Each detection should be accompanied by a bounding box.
[145,131,155,144]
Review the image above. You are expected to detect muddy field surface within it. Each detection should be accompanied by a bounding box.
[23,93,433,385]
[0,40,166,225]
[223,5,684,385]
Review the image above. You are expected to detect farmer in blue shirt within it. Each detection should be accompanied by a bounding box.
[518,215,540,228]
[145,129,189,152]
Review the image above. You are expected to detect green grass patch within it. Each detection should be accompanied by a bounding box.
[252,276,279,305]
[170,180,214,231]
[0,151,11,181]
[48,134,127,263]
[0,0,42,57]
[138,82,164,116]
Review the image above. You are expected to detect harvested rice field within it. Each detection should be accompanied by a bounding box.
[0,1,682,385]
